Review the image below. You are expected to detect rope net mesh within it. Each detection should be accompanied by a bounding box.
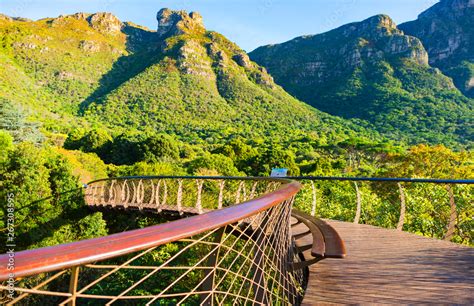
[2,178,305,305]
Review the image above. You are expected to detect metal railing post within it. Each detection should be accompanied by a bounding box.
[397,183,406,231]
[310,181,317,217]
[67,266,80,306]
[200,227,226,305]
[353,182,361,224]
[444,184,457,241]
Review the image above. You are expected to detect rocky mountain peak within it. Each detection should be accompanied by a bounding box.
[340,15,401,39]
[0,14,12,21]
[88,12,123,34]
[333,15,428,65]
[420,0,474,19]
[156,8,205,38]
[365,14,397,29]
[250,12,430,86]
[399,0,473,96]
[51,12,123,34]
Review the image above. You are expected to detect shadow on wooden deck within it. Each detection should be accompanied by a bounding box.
[300,220,474,305]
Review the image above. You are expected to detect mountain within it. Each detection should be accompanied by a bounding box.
[0,10,378,147]
[0,12,156,131]
[249,14,473,149]
[399,0,474,97]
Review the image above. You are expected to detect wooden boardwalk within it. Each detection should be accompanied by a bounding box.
[299,220,474,305]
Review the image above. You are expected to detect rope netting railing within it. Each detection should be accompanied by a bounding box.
[1,176,472,305]
[0,177,304,305]
[85,176,284,214]
[290,177,473,245]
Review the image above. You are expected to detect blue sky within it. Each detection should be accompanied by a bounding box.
[0,0,438,51]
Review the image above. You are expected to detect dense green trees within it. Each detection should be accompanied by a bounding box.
[0,141,107,252]
[64,127,112,157]
[0,98,43,144]
[106,132,145,165]
[2,123,472,252]
[187,153,242,176]
[0,130,13,163]
[382,144,473,179]
[0,9,472,259]
[141,134,180,162]
[65,129,181,163]
[249,145,300,176]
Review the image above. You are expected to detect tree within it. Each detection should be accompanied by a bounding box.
[0,98,43,144]
[140,134,179,162]
[65,128,112,158]
[383,144,473,179]
[213,138,258,173]
[250,146,300,176]
[82,128,112,156]
[187,153,242,176]
[0,130,13,163]
[107,132,145,165]
[0,142,108,252]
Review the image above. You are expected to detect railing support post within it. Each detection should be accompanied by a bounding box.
[176,179,183,214]
[353,182,361,224]
[251,219,269,305]
[218,180,225,209]
[397,183,406,231]
[196,179,204,214]
[200,227,225,305]
[67,266,80,306]
[310,181,317,217]
[235,181,244,204]
[444,184,457,241]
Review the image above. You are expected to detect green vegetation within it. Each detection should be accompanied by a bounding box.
[0,9,472,304]
[0,11,379,149]
[0,141,107,252]
[0,8,472,257]
[399,0,474,97]
[250,15,473,148]
[294,144,473,245]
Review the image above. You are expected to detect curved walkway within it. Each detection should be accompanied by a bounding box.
[300,220,474,304]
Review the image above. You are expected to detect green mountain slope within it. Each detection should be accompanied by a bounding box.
[399,0,474,97]
[249,15,473,149]
[0,12,143,132]
[0,9,379,147]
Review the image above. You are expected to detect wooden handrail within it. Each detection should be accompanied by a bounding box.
[0,179,301,281]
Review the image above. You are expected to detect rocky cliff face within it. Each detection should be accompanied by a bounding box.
[250,14,430,89]
[400,0,473,65]
[79,9,364,143]
[3,9,356,145]
[88,12,123,34]
[51,12,124,34]
[156,8,205,38]
[151,9,275,86]
[249,14,472,146]
[399,0,474,96]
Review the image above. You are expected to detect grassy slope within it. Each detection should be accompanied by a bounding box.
[0,15,130,132]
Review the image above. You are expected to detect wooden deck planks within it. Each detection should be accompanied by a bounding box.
[300,220,474,305]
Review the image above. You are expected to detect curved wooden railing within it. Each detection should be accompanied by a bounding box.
[0,177,304,305]
[0,176,472,305]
